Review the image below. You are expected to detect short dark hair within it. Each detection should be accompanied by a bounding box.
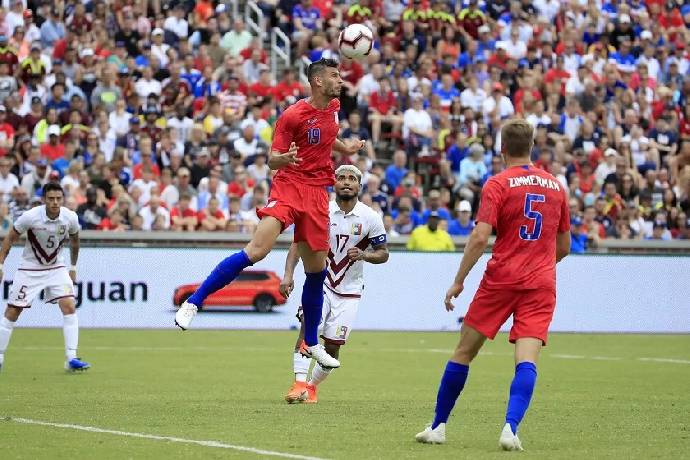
[42,182,65,197]
[307,58,338,83]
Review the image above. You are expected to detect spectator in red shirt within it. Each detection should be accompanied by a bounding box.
[239,37,268,64]
[171,193,198,231]
[198,196,227,231]
[272,69,304,103]
[248,68,274,99]
[227,166,254,197]
[659,3,684,40]
[369,77,403,144]
[133,137,161,179]
[0,105,15,156]
[40,125,65,162]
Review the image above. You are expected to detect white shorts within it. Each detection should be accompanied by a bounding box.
[298,288,361,345]
[8,267,75,308]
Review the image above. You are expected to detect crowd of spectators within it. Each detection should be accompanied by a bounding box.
[0,0,688,251]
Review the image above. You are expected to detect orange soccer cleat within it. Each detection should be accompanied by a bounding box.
[304,383,318,404]
[285,381,309,404]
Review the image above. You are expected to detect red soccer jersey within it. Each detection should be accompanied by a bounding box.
[271,98,340,186]
[476,165,570,291]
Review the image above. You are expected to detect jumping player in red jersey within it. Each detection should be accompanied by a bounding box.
[416,119,571,450]
[175,59,364,370]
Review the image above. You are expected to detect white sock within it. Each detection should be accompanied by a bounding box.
[294,351,310,383]
[0,316,16,364]
[309,364,333,386]
[63,314,78,361]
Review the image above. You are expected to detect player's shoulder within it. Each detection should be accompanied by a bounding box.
[355,201,382,223]
[60,207,79,222]
[328,200,339,214]
[328,98,341,111]
[20,206,43,221]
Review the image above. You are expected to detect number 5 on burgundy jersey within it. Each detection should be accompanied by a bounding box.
[475,165,570,291]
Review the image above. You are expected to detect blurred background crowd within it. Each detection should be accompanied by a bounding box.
[0,0,689,251]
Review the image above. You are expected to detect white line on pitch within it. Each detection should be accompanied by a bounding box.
[13,346,690,365]
[2,416,327,460]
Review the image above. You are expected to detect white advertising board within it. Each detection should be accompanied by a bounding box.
[2,248,688,333]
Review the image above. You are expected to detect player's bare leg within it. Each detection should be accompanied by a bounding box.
[175,217,282,330]
[0,306,22,372]
[297,242,340,369]
[499,337,542,451]
[416,324,487,444]
[286,319,310,403]
[58,298,90,372]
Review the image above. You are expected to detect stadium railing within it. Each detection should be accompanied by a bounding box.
[245,1,266,41]
[271,27,291,82]
[1,232,686,254]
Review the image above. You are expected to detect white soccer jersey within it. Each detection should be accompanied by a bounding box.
[326,200,386,297]
[12,206,80,270]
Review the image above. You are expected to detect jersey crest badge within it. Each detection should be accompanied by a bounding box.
[351,223,362,236]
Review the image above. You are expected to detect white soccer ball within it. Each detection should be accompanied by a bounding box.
[338,24,374,60]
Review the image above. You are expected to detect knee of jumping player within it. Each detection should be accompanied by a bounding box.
[244,241,271,263]
[58,299,77,315]
[4,306,22,322]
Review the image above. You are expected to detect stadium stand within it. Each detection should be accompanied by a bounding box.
[0,0,689,253]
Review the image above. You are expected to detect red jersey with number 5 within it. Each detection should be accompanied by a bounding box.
[271,98,340,186]
[476,165,570,291]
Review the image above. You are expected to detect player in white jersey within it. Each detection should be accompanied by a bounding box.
[281,165,389,404]
[0,183,90,372]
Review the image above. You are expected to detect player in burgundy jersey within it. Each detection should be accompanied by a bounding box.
[175,59,364,370]
[416,119,571,450]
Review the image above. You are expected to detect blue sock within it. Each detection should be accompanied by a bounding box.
[301,270,327,346]
[431,361,470,429]
[505,362,538,435]
[188,250,253,306]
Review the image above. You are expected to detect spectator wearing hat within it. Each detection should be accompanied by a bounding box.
[219,75,247,117]
[406,210,455,251]
[448,200,475,236]
[190,148,212,188]
[403,94,433,155]
[150,28,170,68]
[20,42,46,83]
[596,148,620,185]
[482,82,514,122]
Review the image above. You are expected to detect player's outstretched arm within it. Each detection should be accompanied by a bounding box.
[333,138,365,155]
[0,227,20,281]
[268,142,301,170]
[279,243,301,298]
[556,231,571,263]
[444,222,492,312]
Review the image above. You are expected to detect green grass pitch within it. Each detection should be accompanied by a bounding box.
[1,330,689,459]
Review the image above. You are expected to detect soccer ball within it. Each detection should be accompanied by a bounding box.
[339,24,374,60]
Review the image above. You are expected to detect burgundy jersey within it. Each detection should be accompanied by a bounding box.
[271,98,340,187]
[476,165,570,291]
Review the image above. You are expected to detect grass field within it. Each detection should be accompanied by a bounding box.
[1,330,689,459]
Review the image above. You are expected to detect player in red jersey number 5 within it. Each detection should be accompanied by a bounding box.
[416,119,571,450]
[175,59,364,370]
